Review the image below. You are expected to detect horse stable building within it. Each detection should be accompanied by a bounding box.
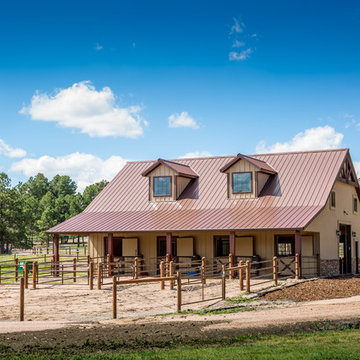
[47,148,360,277]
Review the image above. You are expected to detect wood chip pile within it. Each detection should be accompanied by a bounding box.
[264,276,360,302]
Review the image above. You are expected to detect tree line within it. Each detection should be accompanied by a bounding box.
[0,172,108,253]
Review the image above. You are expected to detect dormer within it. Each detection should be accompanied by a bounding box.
[220,153,276,199]
[142,159,198,201]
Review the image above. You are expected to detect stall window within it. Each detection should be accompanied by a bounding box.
[214,235,230,257]
[276,235,295,256]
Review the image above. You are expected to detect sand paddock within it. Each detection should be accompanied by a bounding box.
[0,276,281,323]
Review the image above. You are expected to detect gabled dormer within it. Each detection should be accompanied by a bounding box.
[142,159,198,202]
[220,153,276,199]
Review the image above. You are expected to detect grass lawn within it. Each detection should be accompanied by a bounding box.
[1,329,359,359]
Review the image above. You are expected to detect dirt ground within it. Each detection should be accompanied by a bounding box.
[263,276,360,301]
[1,276,360,354]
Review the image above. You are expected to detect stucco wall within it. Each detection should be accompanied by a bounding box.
[305,180,360,261]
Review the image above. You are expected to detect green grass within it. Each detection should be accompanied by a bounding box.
[224,295,258,304]
[1,329,360,359]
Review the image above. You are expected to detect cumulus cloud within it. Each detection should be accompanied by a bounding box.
[20,81,146,138]
[256,126,344,154]
[353,162,360,178]
[10,152,127,191]
[229,48,252,61]
[0,139,27,158]
[179,151,213,159]
[168,112,199,129]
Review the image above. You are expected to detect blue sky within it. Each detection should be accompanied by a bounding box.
[1,0,360,190]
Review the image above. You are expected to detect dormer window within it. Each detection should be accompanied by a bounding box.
[220,153,276,199]
[232,172,252,194]
[142,158,198,202]
[154,176,171,197]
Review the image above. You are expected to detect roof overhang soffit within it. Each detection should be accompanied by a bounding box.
[220,153,277,174]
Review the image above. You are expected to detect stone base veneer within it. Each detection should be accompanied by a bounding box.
[320,259,339,277]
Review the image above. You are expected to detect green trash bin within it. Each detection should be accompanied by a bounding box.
[18,261,33,276]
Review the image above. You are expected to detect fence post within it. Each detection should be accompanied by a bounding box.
[221,264,226,300]
[15,258,18,282]
[61,264,64,284]
[176,272,181,312]
[73,258,77,283]
[229,253,234,279]
[0,265,1,285]
[89,262,94,290]
[134,257,139,279]
[24,262,29,289]
[160,261,165,290]
[69,246,71,255]
[87,255,90,264]
[169,261,174,290]
[112,276,117,319]
[317,253,321,276]
[20,277,24,321]
[239,260,244,291]
[273,256,278,286]
[32,262,37,289]
[44,254,46,263]
[165,254,170,277]
[97,262,102,290]
[107,254,111,277]
[295,254,300,280]
[201,257,206,285]
[246,260,250,293]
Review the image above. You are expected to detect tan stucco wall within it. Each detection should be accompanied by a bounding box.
[305,180,360,260]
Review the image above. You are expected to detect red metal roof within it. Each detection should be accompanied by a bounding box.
[47,148,350,234]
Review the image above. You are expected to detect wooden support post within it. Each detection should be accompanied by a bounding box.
[89,262,94,290]
[54,234,59,276]
[19,277,24,321]
[15,258,18,282]
[201,257,206,285]
[166,233,172,261]
[32,262,37,289]
[107,254,111,277]
[221,264,226,300]
[160,261,165,290]
[169,261,174,290]
[24,262,28,289]
[73,258,77,283]
[229,253,234,279]
[112,276,117,319]
[273,256,278,286]
[177,272,182,312]
[246,260,251,293]
[97,262,102,290]
[295,253,300,280]
[107,233,114,276]
[317,253,321,276]
[239,260,244,291]
[134,257,139,279]
[61,265,64,284]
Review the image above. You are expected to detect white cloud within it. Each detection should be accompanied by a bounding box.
[180,151,213,159]
[0,139,27,158]
[353,162,360,178]
[232,40,245,48]
[229,48,252,61]
[20,81,146,138]
[10,152,127,191]
[168,112,199,129]
[230,18,245,34]
[256,126,344,154]
[95,43,103,51]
